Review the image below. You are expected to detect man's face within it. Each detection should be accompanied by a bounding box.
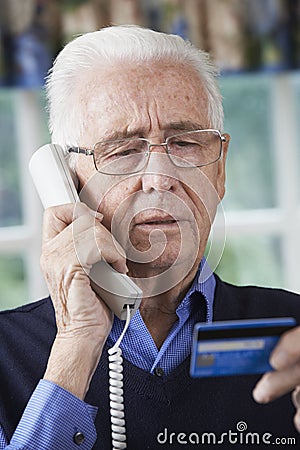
[75,61,229,289]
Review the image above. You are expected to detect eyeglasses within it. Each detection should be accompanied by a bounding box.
[68,129,226,176]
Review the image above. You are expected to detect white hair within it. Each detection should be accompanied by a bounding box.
[46,25,224,147]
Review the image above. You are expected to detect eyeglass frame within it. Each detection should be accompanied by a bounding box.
[67,128,227,176]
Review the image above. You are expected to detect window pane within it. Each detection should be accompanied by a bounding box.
[0,255,27,310]
[292,73,300,198]
[210,235,283,289]
[37,90,50,142]
[220,75,276,210]
[0,91,23,226]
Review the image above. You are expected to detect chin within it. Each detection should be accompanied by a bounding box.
[132,242,200,273]
[126,225,205,272]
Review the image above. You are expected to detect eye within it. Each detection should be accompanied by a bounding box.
[173,140,193,147]
[170,140,200,152]
[115,147,141,158]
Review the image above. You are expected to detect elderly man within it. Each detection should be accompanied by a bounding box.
[1,25,300,449]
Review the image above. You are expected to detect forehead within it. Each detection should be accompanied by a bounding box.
[80,61,209,142]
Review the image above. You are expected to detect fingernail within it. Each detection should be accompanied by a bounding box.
[121,260,129,273]
[93,211,104,220]
[114,260,128,274]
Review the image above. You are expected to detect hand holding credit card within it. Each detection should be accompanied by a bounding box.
[190,317,296,377]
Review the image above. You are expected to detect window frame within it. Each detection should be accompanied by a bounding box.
[0,73,299,309]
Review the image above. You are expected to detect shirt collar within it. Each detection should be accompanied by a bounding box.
[176,257,215,322]
[114,257,215,334]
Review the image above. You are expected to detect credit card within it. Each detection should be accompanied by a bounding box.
[190,317,296,378]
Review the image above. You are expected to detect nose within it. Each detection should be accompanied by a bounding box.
[141,144,176,193]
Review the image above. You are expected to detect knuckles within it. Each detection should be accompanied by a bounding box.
[278,327,300,361]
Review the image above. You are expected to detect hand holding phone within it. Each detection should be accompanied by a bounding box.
[29,144,142,320]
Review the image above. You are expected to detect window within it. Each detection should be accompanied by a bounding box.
[0,91,48,309]
[211,73,300,294]
[0,73,300,310]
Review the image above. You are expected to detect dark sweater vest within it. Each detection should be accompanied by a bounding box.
[1,275,300,449]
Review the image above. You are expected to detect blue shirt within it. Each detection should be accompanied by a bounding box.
[0,260,215,449]
[108,258,215,375]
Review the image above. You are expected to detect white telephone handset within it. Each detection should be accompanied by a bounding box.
[29,143,142,320]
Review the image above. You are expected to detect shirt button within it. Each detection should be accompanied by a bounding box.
[73,431,85,445]
[154,367,164,377]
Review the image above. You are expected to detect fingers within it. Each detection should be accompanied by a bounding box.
[42,202,103,243]
[40,202,123,343]
[292,387,300,432]
[253,363,300,404]
[270,327,300,370]
[41,202,127,273]
[252,326,300,434]
[72,213,128,273]
[253,327,300,404]
[293,386,300,408]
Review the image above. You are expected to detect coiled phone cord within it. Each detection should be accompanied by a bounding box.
[108,305,131,450]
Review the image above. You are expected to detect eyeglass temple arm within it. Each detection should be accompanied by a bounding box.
[68,147,94,156]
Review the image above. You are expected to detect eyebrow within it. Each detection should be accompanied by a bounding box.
[165,121,206,133]
[101,121,206,142]
[101,128,145,142]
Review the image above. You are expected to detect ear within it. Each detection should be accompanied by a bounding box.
[216,133,230,201]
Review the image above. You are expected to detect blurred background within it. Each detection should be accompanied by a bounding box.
[0,0,300,310]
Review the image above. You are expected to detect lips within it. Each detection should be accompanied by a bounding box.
[134,212,178,226]
[137,217,176,226]
[144,220,175,225]
[131,209,187,232]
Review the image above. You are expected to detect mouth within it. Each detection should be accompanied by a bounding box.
[141,219,177,225]
[134,213,182,230]
[145,220,175,224]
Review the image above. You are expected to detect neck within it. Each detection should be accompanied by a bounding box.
[129,261,199,349]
